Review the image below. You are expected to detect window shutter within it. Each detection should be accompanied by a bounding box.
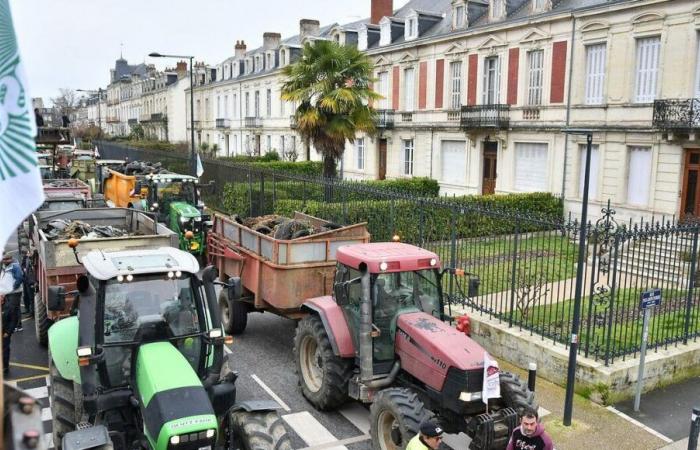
[527,50,544,106]
[585,44,606,105]
[441,140,467,185]
[435,59,445,109]
[419,61,428,110]
[515,143,548,192]
[635,37,660,103]
[507,48,519,105]
[550,41,567,103]
[468,54,478,106]
[404,68,415,111]
[627,146,653,205]
[392,66,400,110]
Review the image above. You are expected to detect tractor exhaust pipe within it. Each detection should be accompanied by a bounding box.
[359,268,373,384]
[365,360,401,389]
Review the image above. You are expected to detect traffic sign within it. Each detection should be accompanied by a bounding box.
[640,288,662,310]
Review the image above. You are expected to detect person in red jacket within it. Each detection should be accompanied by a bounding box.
[506,407,554,450]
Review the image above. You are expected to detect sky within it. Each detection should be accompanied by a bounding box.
[10,0,409,105]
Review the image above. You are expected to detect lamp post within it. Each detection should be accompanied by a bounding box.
[562,128,594,426]
[77,88,104,131]
[149,52,196,176]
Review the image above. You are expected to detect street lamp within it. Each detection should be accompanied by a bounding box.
[149,52,196,177]
[77,88,104,131]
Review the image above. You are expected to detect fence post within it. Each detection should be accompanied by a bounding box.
[604,233,621,366]
[509,220,520,328]
[684,226,699,345]
[689,407,700,450]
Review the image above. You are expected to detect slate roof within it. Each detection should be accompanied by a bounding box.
[113,58,149,82]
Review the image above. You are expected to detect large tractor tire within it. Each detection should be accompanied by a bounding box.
[49,354,83,450]
[230,411,292,450]
[499,371,537,416]
[34,292,50,347]
[369,388,432,450]
[219,288,248,335]
[293,315,352,410]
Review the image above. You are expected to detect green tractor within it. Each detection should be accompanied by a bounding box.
[47,246,291,450]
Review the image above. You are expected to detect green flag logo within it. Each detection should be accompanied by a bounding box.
[0,0,37,181]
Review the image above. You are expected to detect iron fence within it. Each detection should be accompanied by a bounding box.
[99,141,700,364]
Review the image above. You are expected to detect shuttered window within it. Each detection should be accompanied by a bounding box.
[527,50,544,106]
[266,89,272,117]
[402,139,414,175]
[515,143,548,192]
[695,35,700,98]
[403,68,415,111]
[635,37,660,103]
[585,44,606,105]
[483,56,501,105]
[441,141,466,185]
[627,146,653,205]
[356,138,365,170]
[450,61,462,109]
[377,72,389,109]
[578,144,600,200]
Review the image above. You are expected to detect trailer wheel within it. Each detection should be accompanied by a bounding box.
[369,388,432,450]
[35,292,50,347]
[219,288,248,335]
[294,315,352,410]
[499,371,537,416]
[229,410,292,450]
[50,353,82,450]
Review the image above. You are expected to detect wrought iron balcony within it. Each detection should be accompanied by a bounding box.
[150,113,165,122]
[460,104,510,130]
[290,115,298,129]
[653,99,700,131]
[375,109,395,129]
[216,118,231,129]
[127,118,138,125]
[245,116,262,128]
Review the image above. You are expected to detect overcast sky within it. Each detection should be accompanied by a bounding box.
[10,0,409,104]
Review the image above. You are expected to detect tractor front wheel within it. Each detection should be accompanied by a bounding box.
[293,315,352,410]
[369,388,432,450]
[219,288,248,335]
[230,410,292,450]
[499,371,537,416]
[49,354,82,450]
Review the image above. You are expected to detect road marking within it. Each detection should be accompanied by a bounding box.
[23,385,48,399]
[299,434,371,450]
[224,344,232,354]
[44,432,54,449]
[10,362,49,371]
[338,403,370,434]
[250,374,291,412]
[7,373,50,383]
[41,407,51,421]
[606,406,673,443]
[283,411,347,450]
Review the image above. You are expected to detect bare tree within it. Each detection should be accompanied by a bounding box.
[50,88,80,118]
[515,266,550,320]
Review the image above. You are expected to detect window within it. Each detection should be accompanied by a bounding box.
[533,0,545,10]
[267,135,271,151]
[527,50,544,106]
[454,4,465,28]
[217,96,221,118]
[356,138,365,170]
[450,61,462,109]
[359,28,368,51]
[380,21,391,46]
[578,144,600,199]
[266,89,272,117]
[280,135,286,153]
[402,139,414,175]
[403,67,415,111]
[483,56,501,105]
[627,146,652,205]
[514,143,548,192]
[204,98,210,120]
[695,34,700,98]
[224,95,229,119]
[405,16,418,40]
[635,36,660,103]
[233,135,238,154]
[233,94,237,119]
[585,44,607,105]
[441,140,466,185]
[491,0,503,19]
[245,93,250,117]
[280,96,286,116]
[266,53,272,69]
[254,91,260,117]
[377,71,389,109]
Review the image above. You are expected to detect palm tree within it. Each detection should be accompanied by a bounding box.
[281,40,380,178]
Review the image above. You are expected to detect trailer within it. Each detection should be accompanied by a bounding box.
[30,207,177,346]
[207,212,370,334]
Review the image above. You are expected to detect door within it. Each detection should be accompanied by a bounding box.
[378,139,387,180]
[681,150,700,221]
[482,142,498,195]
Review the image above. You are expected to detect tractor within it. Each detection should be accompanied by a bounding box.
[293,242,536,450]
[47,246,291,450]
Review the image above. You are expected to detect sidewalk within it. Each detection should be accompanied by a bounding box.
[500,361,666,450]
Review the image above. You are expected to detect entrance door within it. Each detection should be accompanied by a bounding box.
[681,150,700,220]
[378,139,387,180]
[482,142,498,195]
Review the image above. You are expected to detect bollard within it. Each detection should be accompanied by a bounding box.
[689,407,700,450]
[528,362,537,392]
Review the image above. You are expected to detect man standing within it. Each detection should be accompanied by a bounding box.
[1,252,23,375]
[406,420,444,450]
[506,407,554,450]
[34,108,44,127]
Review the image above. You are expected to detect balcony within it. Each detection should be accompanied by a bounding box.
[245,116,262,128]
[150,113,165,122]
[36,127,71,145]
[375,109,395,129]
[290,115,298,129]
[128,118,138,125]
[460,104,510,130]
[653,99,700,131]
[216,118,231,129]
[400,112,413,123]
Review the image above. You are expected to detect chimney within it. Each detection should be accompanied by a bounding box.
[263,32,282,50]
[371,0,393,24]
[299,19,320,40]
[235,40,247,58]
[175,61,188,79]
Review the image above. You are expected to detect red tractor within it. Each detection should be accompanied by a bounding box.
[293,242,536,450]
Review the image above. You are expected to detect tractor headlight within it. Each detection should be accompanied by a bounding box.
[180,216,188,224]
[430,258,437,266]
[76,346,92,357]
[459,391,482,402]
[194,216,202,222]
[209,328,223,339]
[379,261,388,272]
[170,436,180,445]
[206,429,215,439]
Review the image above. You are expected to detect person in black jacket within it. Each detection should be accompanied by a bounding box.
[34,108,44,127]
[1,293,20,375]
[506,407,554,450]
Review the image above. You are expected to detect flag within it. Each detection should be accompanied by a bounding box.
[0,0,44,251]
[482,352,501,406]
[196,153,204,177]
[94,144,100,158]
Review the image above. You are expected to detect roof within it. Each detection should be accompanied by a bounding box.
[113,58,149,82]
[82,247,199,280]
[337,242,440,273]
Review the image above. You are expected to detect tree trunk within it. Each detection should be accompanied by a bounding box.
[306,141,311,162]
[323,155,337,179]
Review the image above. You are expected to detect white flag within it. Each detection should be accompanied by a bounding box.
[196,153,204,177]
[94,144,100,158]
[0,0,44,251]
[482,352,501,405]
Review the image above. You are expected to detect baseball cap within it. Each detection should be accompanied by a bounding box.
[420,421,443,438]
[2,252,12,261]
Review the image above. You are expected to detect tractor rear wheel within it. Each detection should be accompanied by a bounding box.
[369,388,432,450]
[499,371,537,416]
[219,288,248,335]
[35,292,50,347]
[49,354,82,450]
[230,410,292,450]
[293,315,352,410]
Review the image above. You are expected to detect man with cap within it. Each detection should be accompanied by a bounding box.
[1,252,23,375]
[407,420,443,450]
[506,407,554,450]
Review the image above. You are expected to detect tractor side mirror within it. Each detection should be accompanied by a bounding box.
[333,282,348,304]
[47,285,66,311]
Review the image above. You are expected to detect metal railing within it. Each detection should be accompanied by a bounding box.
[245,116,263,128]
[216,118,231,129]
[150,113,165,122]
[36,127,71,145]
[127,118,138,125]
[98,140,700,365]
[460,104,510,129]
[376,109,395,129]
[653,99,700,131]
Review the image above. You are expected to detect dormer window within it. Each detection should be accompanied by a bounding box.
[266,53,272,70]
[453,2,466,29]
[359,27,368,51]
[280,49,287,66]
[491,0,505,20]
[379,18,391,46]
[405,14,418,40]
[333,32,341,44]
[532,0,550,12]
